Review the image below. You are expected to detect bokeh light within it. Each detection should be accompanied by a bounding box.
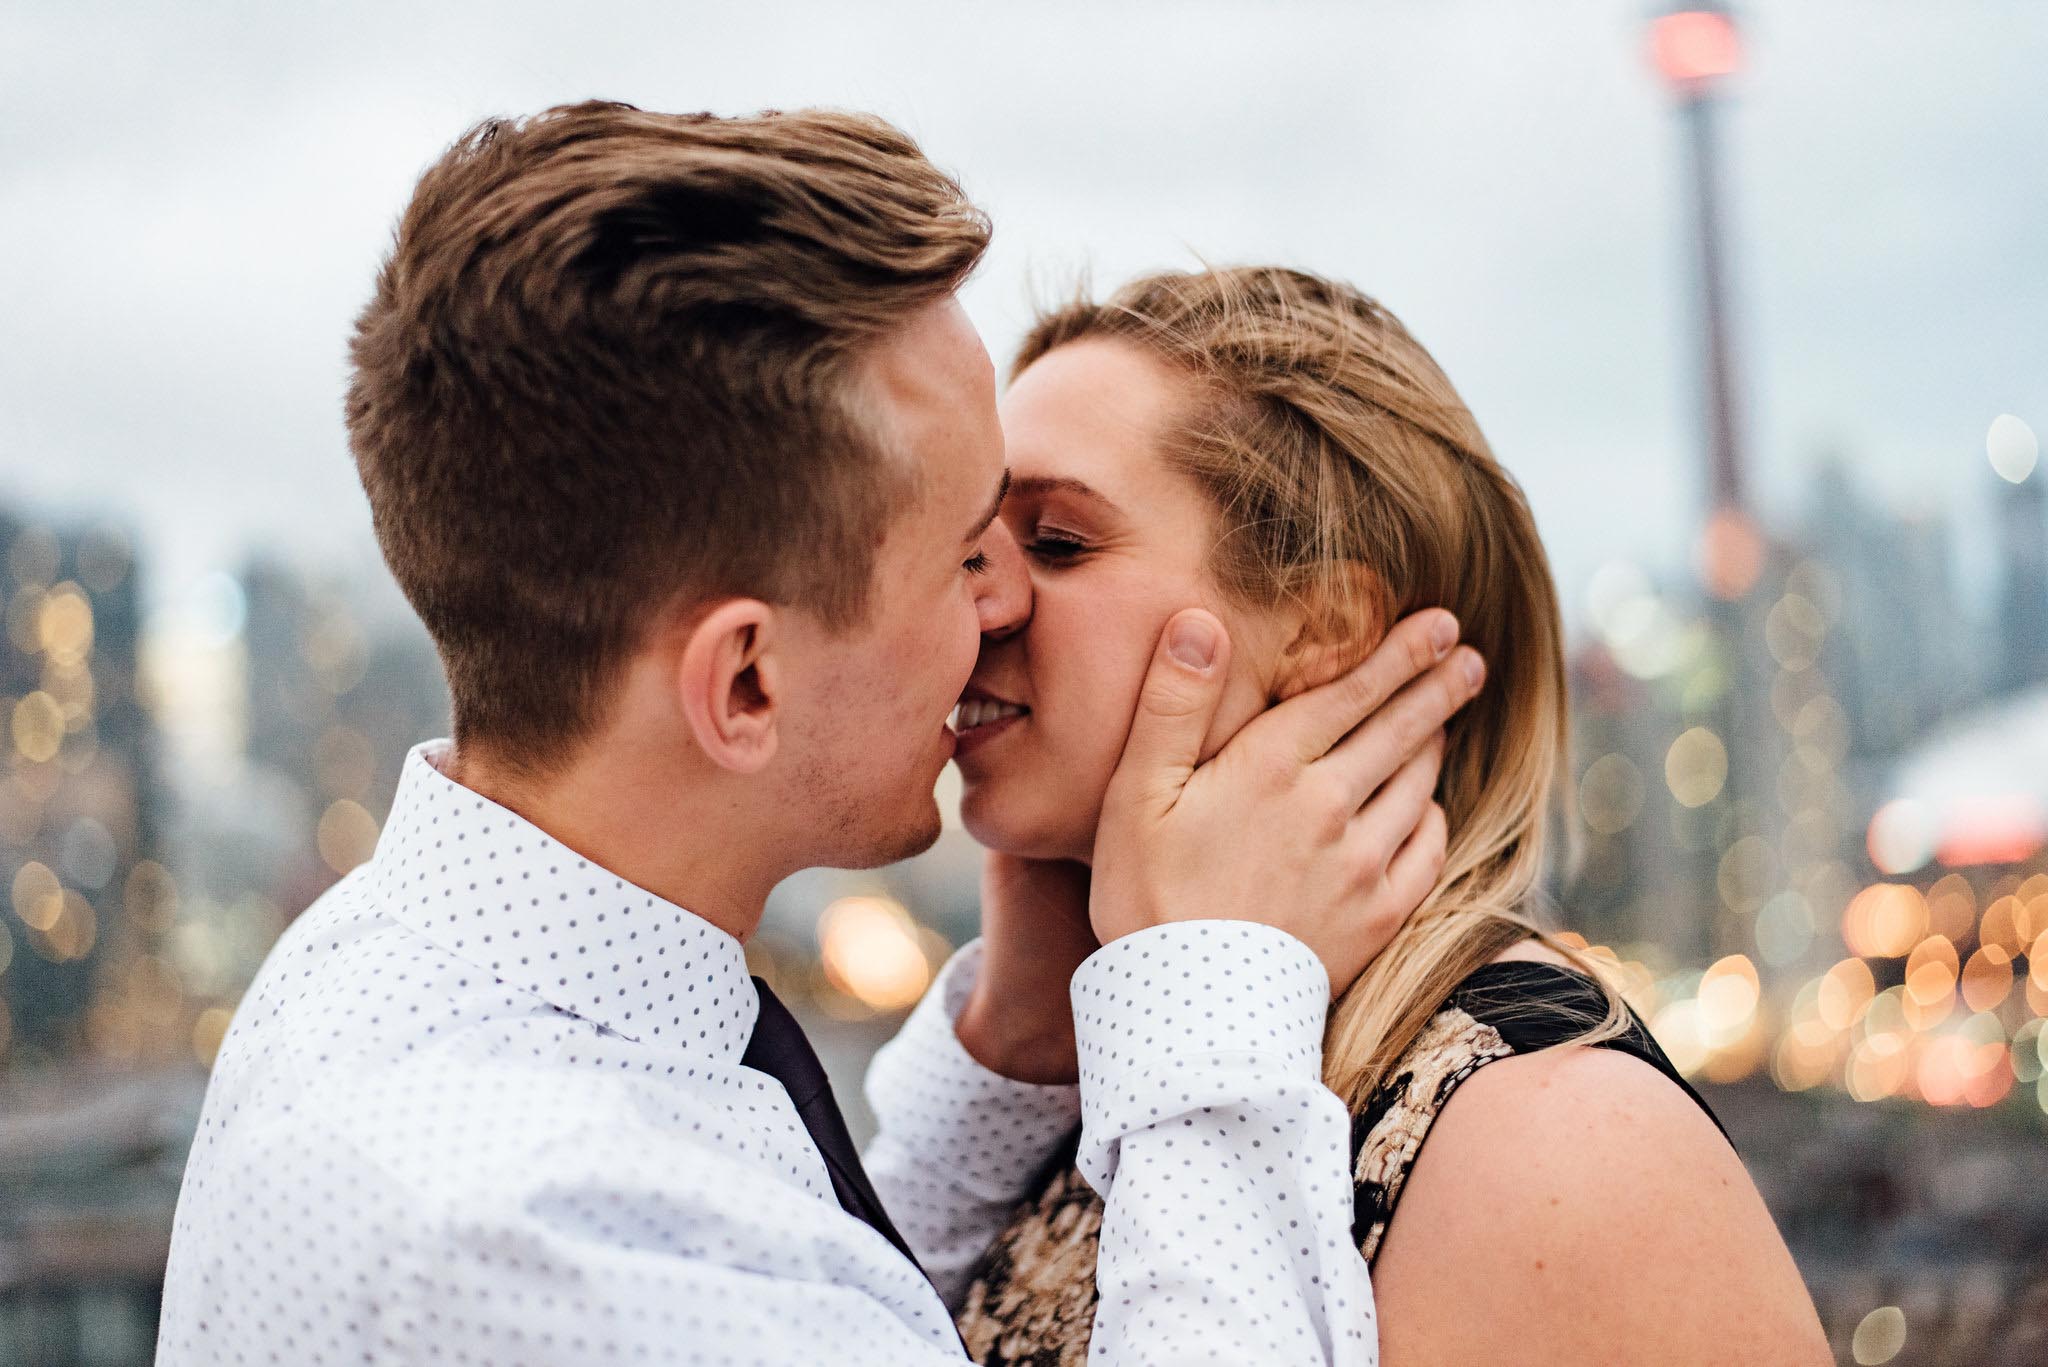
[36,583,94,666]
[1852,1305,1907,1364]
[1867,799,1937,876]
[1716,836,1775,915]
[1961,945,2014,1012]
[1924,873,1977,941]
[1754,890,1815,967]
[1818,958,1877,1031]
[12,691,64,763]
[1696,506,1766,600]
[1842,884,1928,958]
[1579,752,1646,834]
[818,895,933,1013]
[192,1007,233,1068]
[1764,593,1826,671]
[1986,413,2039,483]
[1665,727,1728,808]
[315,799,380,875]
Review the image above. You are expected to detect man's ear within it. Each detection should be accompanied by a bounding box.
[675,599,781,774]
[1271,563,1389,702]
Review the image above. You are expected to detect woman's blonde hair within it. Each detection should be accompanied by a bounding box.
[1015,265,1626,1107]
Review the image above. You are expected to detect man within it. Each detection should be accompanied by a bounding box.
[157,102,1482,1364]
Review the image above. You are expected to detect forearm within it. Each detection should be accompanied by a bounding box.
[864,939,1083,1308]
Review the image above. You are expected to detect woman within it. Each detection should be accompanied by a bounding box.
[945,267,1828,1364]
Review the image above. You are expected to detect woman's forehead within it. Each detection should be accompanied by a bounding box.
[1000,338,1188,488]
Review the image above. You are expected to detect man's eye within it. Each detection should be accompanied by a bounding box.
[963,550,992,574]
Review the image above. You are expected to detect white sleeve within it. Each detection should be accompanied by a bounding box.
[863,938,1085,1308]
[1073,921,1380,1366]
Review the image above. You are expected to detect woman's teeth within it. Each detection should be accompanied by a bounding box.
[952,698,1027,732]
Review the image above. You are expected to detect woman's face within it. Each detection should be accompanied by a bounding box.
[954,338,1291,864]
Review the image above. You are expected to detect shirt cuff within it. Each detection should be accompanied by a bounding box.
[1069,920,1332,1189]
[863,938,1082,1199]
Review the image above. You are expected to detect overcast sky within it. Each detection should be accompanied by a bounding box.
[3,0,2043,635]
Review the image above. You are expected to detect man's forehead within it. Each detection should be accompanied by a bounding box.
[858,299,1000,497]
[864,297,994,410]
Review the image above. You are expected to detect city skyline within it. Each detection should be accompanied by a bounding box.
[2,0,2043,634]
[4,412,2042,1067]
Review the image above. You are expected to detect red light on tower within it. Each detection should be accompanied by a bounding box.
[1651,8,1743,91]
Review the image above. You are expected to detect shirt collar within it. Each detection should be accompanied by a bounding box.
[369,740,757,1060]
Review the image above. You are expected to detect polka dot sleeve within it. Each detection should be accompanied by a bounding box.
[864,938,1085,1309]
[1070,921,1380,1365]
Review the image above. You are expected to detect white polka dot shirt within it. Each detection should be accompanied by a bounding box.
[158,741,1377,1364]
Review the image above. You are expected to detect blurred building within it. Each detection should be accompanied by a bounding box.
[0,508,182,1367]
[0,510,161,1066]
[1562,525,1842,977]
[1993,468,2048,697]
[1802,458,1978,761]
[232,556,450,923]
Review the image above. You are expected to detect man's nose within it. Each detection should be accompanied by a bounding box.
[974,518,1032,636]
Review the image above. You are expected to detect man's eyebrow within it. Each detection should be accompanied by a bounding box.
[962,467,1012,545]
[1007,474,1122,514]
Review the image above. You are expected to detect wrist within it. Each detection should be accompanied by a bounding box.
[955,980,1080,1086]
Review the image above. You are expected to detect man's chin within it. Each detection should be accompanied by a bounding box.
[833,800,944,871]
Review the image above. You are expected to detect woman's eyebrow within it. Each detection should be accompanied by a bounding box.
[1007,474,1124,516]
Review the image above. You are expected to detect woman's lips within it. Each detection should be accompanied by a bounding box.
[952,694,1027,730]
[951,698,1028,761]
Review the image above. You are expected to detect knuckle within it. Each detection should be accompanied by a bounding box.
[1390,695,1433,754]
[1346,656,1386,709]
[1257,748,1300,793]
[1355,843,1392,889]
[1372,827,1402,877]
[1145,678,1206,719]
[1405,620,1438,673]
[1434,668,1467,720]
[1316,784,1352,840]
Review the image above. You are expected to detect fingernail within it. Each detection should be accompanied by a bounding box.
[1169,615,1218,671]
[1461,650,1486,692]
[1431,612,1459,658]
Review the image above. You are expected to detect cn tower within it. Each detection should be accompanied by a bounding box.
[1650,2,1760,601]
[1649,2,1764,962]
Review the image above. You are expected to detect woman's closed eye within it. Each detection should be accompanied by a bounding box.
[1026,529,1089,563]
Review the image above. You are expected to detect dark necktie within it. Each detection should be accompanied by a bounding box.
[740,977,928,1281]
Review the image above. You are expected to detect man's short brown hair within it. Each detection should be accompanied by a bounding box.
[346,101,989,770]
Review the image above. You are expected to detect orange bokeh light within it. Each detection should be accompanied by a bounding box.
[1696,506,1766,601]
[1842,884,1928,958]
[1962,945,2015,1013]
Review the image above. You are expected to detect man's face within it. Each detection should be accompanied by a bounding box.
[774,297,1028,869]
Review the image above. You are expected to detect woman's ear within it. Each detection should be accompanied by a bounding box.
[675,599,781,774]
[1271,563,1389,702]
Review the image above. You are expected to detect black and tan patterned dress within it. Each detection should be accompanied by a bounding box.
[954,960,1723,1366]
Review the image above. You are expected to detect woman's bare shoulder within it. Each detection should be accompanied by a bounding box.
[1369,1042,1830,1366]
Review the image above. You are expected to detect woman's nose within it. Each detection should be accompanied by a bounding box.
[975,518,1033,637]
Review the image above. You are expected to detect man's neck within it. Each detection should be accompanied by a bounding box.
[443,740,784,945]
